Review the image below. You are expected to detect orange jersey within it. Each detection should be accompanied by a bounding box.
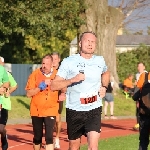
[137,72,150,89]
[25,68,59,117]
[123,78,134,88]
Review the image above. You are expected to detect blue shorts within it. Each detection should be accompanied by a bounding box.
[103,93,114,102]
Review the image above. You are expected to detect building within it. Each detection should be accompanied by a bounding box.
[70,35,150,55]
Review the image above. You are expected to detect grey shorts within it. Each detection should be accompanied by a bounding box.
[103,93,114,102]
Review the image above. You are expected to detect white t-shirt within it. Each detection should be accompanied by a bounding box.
[57,54,108,111]
[135,70,148,82]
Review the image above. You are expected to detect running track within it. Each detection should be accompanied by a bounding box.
[6,119,138,150]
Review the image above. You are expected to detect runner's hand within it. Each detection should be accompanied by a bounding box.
[45,79,51,85]
[4,90,10,98]
[71,73,85,83]
[99,87,107,98]
[38,82,47,90]
[58,93,66,101]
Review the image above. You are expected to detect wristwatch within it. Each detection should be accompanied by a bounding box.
[102,86,108,90]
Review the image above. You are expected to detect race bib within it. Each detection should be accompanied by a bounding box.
[80,91,98,104]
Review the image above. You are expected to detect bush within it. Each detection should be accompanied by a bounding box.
[117,44,150,82]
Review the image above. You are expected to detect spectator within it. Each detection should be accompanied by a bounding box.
[133,62,147,131]
[123,74,135,96]
[103,82,117,119]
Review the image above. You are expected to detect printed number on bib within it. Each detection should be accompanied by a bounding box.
[80,91,97,104]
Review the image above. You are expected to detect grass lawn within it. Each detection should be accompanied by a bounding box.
[8,90,136,119]
[9,96,30,119]
[81,134,150,150]
[109,90,136,117]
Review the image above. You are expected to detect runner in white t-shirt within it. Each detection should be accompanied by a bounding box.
[133,62,147,130]
[51,32,110,150]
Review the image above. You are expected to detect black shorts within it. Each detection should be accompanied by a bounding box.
[66,106,102,140]
[0,108,8,125]
[32,116,56,145]
[58,101,63,114]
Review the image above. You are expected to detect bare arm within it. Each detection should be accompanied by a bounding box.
[61,87,67,93]
[101,71,110,87]
[9,85,18,94]
[51,76,72,91]
[26,88,40,98]
[2,82,9,89]
[0,82,10,94]
[51,73,85,91]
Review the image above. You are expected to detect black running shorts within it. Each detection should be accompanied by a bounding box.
[66,106,102,140]
[0,108,8,125]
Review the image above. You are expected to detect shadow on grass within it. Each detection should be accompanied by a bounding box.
[17,99,30,110]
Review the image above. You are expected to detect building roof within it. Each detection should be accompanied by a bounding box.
[116,35,150,45]
[70,37,77,45]
[70,35,150,46]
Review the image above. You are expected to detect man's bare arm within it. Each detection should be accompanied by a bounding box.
[101,71,110,87]
[61,87,67,93]
[2,82,9,89]
[51,73,85,91]
[9,85,18,94]
[51,76,72,91]
[26,88,40,98]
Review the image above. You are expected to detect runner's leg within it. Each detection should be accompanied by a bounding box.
[32,116,43,150]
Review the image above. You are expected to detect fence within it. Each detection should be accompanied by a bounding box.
[4,64,41,96]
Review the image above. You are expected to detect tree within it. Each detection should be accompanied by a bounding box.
[147,26,150,35]
[0,0,85,63]
[133,30,143,35]
[80,0,150,88]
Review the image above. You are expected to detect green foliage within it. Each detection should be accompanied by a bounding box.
[0,0,85,63]
[81,134,146,150]
[117,44,150,82]
[147,26,150,35]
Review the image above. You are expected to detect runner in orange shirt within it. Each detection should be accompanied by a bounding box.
[25,54,59,150]
[123,74,135,96]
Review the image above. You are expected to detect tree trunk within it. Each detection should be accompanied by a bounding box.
[80,0,123,89]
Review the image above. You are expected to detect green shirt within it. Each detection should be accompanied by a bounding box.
[0,66,9,104]
[2,72,17,110]
[0,65,9,85]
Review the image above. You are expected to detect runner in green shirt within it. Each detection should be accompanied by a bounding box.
[0,56,17,150]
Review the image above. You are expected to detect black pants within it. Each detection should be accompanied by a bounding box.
[139,114,150,150]
[0,108,8,125]
[31,116,56,145]
[136,102,140,124]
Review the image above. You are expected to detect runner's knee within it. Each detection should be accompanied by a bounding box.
[46,136,53,144]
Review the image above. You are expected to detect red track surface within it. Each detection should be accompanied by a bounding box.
[6,119,138,150]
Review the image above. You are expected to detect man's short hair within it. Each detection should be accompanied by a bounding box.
[128,74,133,78]
[79,31,97,41]
[0,56,4,63]
[51,52,60,58]
[42,54,53,61]
[137,62,145,66]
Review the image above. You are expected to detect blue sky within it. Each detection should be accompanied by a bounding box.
[108,0,150,34]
